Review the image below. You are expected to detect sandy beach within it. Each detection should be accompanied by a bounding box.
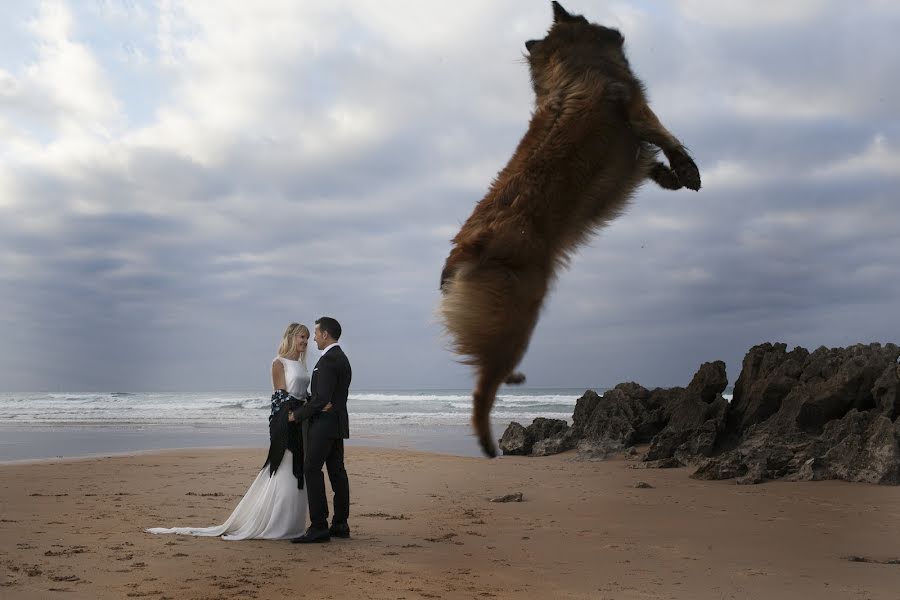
[2,446,899,599]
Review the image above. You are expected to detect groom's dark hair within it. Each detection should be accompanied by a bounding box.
[316,316,342,341]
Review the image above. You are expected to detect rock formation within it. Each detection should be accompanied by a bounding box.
[500,343,900,484]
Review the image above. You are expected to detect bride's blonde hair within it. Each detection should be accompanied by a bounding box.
[277,322,309,367]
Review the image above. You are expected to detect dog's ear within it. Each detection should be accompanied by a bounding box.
[551,1,575,24]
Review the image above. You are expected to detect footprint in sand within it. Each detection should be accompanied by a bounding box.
[358,512,409,520]
[44,546,89,557]
[843,555,900,565]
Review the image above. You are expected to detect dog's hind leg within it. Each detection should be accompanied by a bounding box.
[476,370,526,449]
[473,369,504,458]
[473,337,531,457]
[442,262,545,456]
[470,296,541,457]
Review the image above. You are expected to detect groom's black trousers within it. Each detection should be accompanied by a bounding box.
[304,431,350,531]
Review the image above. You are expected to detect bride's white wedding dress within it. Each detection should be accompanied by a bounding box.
[146,357,310,540]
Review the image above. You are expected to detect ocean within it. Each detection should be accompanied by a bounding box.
[0,388,591,461]
[0,388,734,461]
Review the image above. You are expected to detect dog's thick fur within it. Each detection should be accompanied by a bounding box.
[439,2,702,457]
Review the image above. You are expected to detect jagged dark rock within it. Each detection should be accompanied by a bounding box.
[528,417,569,442]
[569,384,665,457]
[630,457,684,469]
[498,422,529,456]
[797,408,900,484]
[686,360,729,404]
[500,342,900,485]
[499,418,572,456]
[532,429,577,456]
[646,361,729,461]
[873,361,900,420]
[696,343,900,484]
[727,343,898,439]
[565,362,730,463]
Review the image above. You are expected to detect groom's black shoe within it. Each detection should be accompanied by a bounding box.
[291,527,330,544]
[329,522,350,539]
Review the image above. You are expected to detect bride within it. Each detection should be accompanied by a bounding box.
[147,323,311,540]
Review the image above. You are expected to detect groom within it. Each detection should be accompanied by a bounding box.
[290,316,352,543]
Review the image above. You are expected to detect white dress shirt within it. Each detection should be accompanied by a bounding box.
[319,342,339,358]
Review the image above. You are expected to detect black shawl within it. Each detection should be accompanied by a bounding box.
[262,398,304,489]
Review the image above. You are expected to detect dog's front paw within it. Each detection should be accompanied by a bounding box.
[649,161,682,190]
[504,372,527,385]
[671,153,701,191]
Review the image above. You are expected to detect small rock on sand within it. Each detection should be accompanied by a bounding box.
[489,492,523,503]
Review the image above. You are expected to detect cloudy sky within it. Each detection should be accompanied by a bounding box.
[1,1,898,392]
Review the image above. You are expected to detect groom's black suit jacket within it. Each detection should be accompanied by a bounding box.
[297,345,351,439]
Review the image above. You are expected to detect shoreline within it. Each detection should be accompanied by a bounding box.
[0,421,514,462]
[0,445,265,466]
[0,442,481,467]
[2,446,900,599]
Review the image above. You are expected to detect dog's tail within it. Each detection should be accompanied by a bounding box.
[439,261,545,457]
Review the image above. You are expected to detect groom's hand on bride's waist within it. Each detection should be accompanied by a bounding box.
[287,402,330,421]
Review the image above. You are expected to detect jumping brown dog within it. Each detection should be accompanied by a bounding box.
[439,2,701,457]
